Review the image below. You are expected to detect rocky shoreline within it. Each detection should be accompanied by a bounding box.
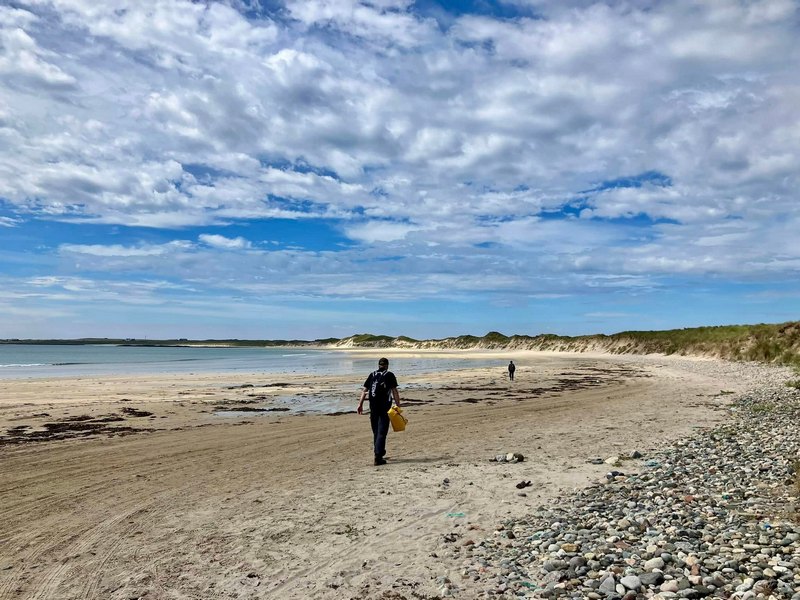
[441,363,800,599]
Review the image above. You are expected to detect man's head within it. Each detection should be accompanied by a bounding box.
[378,357,389,371]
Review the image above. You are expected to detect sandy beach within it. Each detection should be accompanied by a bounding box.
[0,351,773,599]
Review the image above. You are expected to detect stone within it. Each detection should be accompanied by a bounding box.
[640,571,664,587]
[660,581,679,593]
[542,560,567,572]
[452,373,800,600]
[752,579,775,595]
[569,556,586,569]
[735,577,755,592]
[598,575,616,595]
[541,570,564,585]
[620,575,641,590]
[644,557,665,571]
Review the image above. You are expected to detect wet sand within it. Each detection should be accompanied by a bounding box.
[0,351,750,599]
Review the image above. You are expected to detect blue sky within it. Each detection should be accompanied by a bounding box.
[1,0,799,340]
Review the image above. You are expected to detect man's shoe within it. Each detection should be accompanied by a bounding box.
[374,457,387,466]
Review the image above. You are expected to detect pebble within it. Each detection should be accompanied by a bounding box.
[492,452,525,463]
[644,557,665,571]
[444,359,800,598]
[620,574,641,590]
[599,575,617,594]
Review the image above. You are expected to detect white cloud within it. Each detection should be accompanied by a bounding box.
[344,220,417,243]
[0,23,77,88]
[0,0,798,329]
[3,0,796,237]
[59,241,193,257]
[199,234,252,250]
[285,0,433,47]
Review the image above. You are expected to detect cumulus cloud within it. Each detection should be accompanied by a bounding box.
[198,234,252,250]
[0,15,77,89]
[0,0,798,335]
[285,0,434,47]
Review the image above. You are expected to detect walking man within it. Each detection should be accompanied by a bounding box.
[357,357,401,466]
[508,360,516,381]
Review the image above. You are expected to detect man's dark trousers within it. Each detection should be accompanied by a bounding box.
[370,401,391,459]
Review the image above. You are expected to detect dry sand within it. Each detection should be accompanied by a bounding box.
[0,351,752,599]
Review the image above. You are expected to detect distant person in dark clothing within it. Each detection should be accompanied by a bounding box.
[508,360,516,381]
[358,357,401,466]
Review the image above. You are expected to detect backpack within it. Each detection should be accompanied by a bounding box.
[368,370,391,404]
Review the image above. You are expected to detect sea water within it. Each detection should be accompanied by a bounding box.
[0,344,504,380]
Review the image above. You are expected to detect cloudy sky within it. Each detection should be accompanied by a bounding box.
[0,0,798,340]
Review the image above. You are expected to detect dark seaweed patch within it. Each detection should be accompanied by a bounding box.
[2,418,150,445]
[121,407,154,417]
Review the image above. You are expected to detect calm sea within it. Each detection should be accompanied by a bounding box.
[0,344,504,380]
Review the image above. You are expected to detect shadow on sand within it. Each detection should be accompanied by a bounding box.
[386,455,452,464]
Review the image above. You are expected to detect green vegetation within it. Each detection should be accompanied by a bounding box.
[483,331,510,344]
[504,322,800,367]
[448,335,480,346]
[347,334,395,346]
[606,322,800,364]
[3,320,799,367]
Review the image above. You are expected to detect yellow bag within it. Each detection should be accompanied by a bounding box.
[387,405,407,432]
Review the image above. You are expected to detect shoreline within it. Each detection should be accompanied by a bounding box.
[0,344,735,386]
[0,350,728,442]
[0,344,512,382]
[0,353,793,599]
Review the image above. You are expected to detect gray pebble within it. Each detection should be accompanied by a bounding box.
[440,360,800,599]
